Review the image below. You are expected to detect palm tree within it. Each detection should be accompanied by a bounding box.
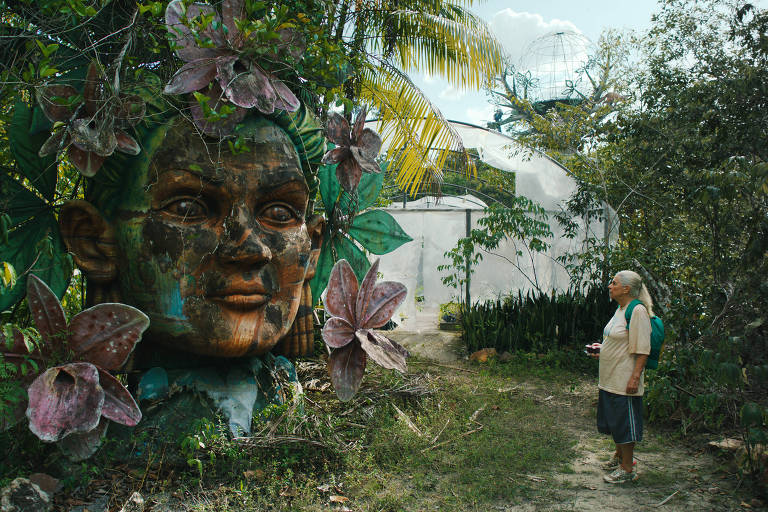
[325,0,505,193]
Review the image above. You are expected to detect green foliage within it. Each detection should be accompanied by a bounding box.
[460,287,614,355]
[438,198,552,295]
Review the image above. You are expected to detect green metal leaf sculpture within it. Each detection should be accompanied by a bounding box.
[0,174,72,312]
[310,159,413,301]
[9,101,57,201]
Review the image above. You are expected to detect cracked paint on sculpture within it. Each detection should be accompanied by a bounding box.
[73,118,323,357]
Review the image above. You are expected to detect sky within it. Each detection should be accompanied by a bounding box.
[411,0,669,126]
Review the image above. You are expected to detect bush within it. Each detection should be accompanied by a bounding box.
[460,287,614,355]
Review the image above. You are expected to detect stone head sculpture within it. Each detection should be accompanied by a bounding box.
[58,109,326,364]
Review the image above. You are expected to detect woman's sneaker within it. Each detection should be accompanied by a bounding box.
[602,456,637,471]
[603,467,639,484]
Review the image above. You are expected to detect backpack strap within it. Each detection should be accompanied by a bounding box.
[624,299,643,328]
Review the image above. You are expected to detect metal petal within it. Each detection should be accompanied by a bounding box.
[325,259,359,324]
[97,369,141,426]
[70,117,117,157]
[38,129,67,157]
[67,146,105,177]
[327,341,366,402]
[357,128,382,159]
[26,363,104,442]
[336,157,362,193]
[217,58,275,112]
[57,417,108,461]
[68,303,149,370]
[321,146,350,165]
[351,105,368,142]
[83,61,105,118]
[351,147,382,175]
[359,280,407,329]
[26,274,67,351]
[163,58,217,95]
[321,316,355,348]
[36,85,79,122]
[356,329,408,373]
[270,76,300,112]
[355,258,380,324]
[165,0,225,61]
[222,0,245,47]
[325,113,351,146]
[115,130,140,155]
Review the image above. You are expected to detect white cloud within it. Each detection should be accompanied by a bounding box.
[489,10,583,65]
[465,105,496,127]
[438,84,465,101]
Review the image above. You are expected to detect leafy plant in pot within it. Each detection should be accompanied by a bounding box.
[1,275,148,460]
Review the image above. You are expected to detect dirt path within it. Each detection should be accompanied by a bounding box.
[511,378,744,511]
[392,332,756,511]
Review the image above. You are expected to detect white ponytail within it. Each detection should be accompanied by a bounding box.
[616,270,655,317]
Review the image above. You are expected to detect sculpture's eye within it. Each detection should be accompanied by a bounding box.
[260,204,298,225]
[161,197,208,220]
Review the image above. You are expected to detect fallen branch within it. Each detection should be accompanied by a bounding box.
[654,489,679,507]
[393,403,423,437]
[232,435,328,449]
[421,426,483,453]
[469,404,486,423]
[431,418,450,444]
[673,384,696,398]
[409,361,478,374]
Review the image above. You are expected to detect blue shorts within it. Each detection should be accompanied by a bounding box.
[597,389,643,444]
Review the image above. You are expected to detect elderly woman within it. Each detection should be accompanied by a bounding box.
[594,270,653,484]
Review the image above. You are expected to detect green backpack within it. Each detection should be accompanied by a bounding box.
[624,299,665,370]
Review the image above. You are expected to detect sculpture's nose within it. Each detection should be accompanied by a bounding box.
[215,206,272,265]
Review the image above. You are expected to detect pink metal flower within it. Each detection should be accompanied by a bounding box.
[163,0,303,135]
[322,106,383,192]
[1,275,148,459]
[37,62,145,177]
[321,258,408,401]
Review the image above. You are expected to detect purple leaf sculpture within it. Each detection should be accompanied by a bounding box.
[163,0,303,135]
[2,275,149,459]
[321,106,383,193]
[321,258,408,401]
[37,62,146,177]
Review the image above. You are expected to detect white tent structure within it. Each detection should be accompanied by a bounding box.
[367,120,618,330]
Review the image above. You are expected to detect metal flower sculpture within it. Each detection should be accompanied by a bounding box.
[1,275,149,460]
[322,107,383,193]
[163,0,303,135]
[37,62,145,177]
[321,258,408,401]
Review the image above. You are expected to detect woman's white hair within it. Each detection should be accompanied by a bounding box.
[616,270,655,317]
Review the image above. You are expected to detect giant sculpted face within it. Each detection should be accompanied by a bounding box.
[60,118,324,358]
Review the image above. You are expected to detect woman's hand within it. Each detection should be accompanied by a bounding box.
[626,375,640,394]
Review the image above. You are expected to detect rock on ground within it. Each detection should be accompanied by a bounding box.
[0,478,51,512]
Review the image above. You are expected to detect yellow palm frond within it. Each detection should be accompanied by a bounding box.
[371,8,505,90]
[360,61,476,195]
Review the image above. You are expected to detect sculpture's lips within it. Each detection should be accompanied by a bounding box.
[207,286,271,310]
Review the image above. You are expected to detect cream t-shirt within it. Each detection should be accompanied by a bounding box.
[598,303,652,396]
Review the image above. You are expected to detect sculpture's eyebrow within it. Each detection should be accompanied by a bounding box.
[258,174,309,197]
[180,165,226,184]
